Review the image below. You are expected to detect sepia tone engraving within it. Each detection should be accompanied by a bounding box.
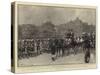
[17,4,96,67]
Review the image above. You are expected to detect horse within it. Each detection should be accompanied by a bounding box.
[63,37,78,56]
[49,38,64,61]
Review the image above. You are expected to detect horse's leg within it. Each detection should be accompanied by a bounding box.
[36,47,38,55]
[37,46,39,55]
[64,47,66,56]
[82,44,85,53]
[62,47,64,57]
[59,47,61,57]
[59,47,62,57]
[67,47,70,56]
[56,49,58,57]
[55,47,57,57]
[65,47,67,56]
[74,46,76,55]
[54,47,57,58]
[73,46,76,55]
[74,46,76,54]
[38,46,40,55]
[55,48,57,58]
[62,48,63,57]
[57,48,60,57]
[57,47,59,57]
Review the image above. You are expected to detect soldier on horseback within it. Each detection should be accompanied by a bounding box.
[82,32,91,63]
[65,29,77,55]
[49,38,56,61]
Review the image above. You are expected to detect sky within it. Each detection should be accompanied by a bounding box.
[18,5,96,26]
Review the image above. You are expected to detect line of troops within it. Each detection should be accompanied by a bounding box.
[18,38,50,59]
[18,31,95,63]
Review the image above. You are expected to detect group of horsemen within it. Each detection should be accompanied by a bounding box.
[18,31,95,63]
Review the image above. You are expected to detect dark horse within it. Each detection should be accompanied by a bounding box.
[49,38,65,61]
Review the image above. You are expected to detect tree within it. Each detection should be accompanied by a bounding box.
[41,21,56,38]
[18,24,39,39]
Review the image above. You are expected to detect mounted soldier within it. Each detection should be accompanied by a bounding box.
[49,38,57,61]
[82,32,91,63]
[65,29,77,55]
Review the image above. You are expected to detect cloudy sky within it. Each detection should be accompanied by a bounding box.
[18,5,96,26]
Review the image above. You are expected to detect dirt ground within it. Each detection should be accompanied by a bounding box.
[18,50,96,67]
